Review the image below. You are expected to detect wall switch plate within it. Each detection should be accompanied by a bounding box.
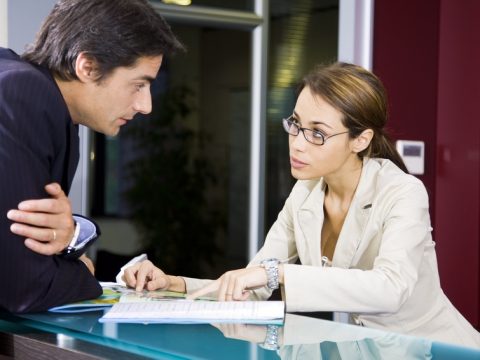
[396,140,425,175]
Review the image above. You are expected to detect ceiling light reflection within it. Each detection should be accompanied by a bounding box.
[162,0,192,6]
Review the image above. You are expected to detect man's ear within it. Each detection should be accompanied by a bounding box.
[352,129,374,153]
[75,52,100,82]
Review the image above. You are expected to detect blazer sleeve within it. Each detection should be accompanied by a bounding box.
[282,179,433,313]
[0,68,101,313]
[183,184,302,297]
[247,185,301,301]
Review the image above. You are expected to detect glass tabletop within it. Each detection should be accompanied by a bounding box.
[2,310,479,360]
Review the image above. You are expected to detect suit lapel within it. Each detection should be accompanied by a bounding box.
[295,159,380,268]
[297,179,326,267]
[332,158,378,268]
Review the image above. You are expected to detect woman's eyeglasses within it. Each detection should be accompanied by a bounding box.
[282,116,349,146]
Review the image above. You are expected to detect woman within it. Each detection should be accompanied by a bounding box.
[124,62,480,348]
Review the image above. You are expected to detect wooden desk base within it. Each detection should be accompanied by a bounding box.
[0,330,149,360]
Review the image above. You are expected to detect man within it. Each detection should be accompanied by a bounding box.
[0,0,182,313]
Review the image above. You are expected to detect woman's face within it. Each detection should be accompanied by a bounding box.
[288,87,358,180]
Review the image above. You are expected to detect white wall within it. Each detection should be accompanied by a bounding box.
[7,0,57,53]
[338,0,374,70]
[0,0,7,47]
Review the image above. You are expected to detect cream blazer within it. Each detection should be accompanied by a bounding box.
[279,314,433,359]
[184,158,480,348]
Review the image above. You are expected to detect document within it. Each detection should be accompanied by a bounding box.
[99,300,285,324]
[48,282,213,313]
[48,283,130,313]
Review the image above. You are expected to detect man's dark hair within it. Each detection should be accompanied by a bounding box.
[22,0,183,81]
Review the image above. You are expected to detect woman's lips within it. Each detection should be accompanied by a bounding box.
[290,156,308,169]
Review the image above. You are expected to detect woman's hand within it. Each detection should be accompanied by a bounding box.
[188,266,269,301]
[7,183,75,255]
[123,260,186,293]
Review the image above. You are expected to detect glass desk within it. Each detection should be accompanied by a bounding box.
[1,310,479,359]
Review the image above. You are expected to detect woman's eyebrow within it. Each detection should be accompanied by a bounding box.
[293,110,333,129]
[311,120,333,129]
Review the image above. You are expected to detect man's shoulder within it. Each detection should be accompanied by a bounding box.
[0,48,32,73]
[0,48,51,86]
[0,47,20,61]
[0,49,62,110]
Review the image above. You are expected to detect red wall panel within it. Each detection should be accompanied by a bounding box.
[373,0,440,213]
[435,0,480,328]
[373,0,479,328]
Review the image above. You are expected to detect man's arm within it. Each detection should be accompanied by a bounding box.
[0,67,101,313]
[8,183,75,255]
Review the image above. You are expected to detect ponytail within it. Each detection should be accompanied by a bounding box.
[363,131,408,173]
[302,62,408,173]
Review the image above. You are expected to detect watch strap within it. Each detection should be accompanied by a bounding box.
[261,258,280,290]
[259,324,280,351]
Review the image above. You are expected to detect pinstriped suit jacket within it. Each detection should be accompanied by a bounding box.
[0,48,101,313]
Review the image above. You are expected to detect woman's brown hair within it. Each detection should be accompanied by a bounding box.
[300,62,408,173]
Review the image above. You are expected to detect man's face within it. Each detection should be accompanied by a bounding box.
[75,55,163,136]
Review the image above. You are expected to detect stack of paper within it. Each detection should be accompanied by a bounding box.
[48,283,215,313]
[100,300,285,324]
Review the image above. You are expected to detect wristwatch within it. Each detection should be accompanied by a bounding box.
[260,258,280,290]
[259,324,280,351]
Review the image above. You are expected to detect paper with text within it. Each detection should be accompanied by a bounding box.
[100,300,285,324]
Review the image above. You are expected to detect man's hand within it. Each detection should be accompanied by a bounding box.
[7,182,75,255]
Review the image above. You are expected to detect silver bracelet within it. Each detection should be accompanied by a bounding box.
[259,324,280,351]
[260,258,280,290]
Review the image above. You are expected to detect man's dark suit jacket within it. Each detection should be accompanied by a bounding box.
[0,48,101,313]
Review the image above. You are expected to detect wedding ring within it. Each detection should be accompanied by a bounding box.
[52,229,57,242]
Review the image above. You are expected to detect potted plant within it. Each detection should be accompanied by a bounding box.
[124,86,223,277]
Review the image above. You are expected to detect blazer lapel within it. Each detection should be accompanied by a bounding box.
[332,158,378,268]
[297,179,326,267]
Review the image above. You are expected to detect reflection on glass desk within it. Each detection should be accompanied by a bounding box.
[1,310,479,359]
